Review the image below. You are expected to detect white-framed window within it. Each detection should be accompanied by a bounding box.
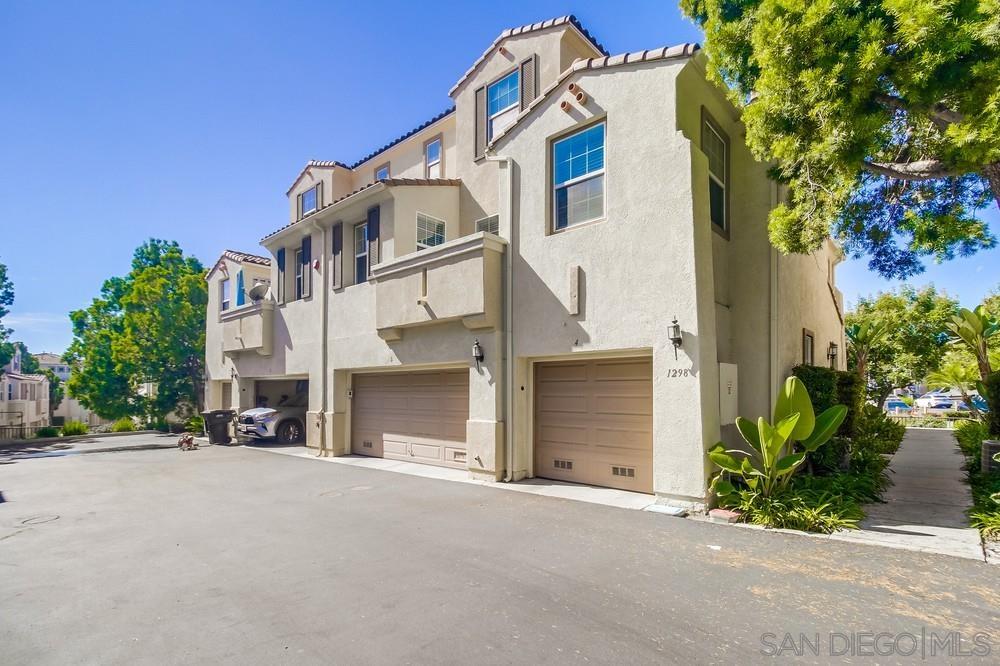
[294,249,304,300]
[220,278,231,311]
[802,329,815,365]
[354,222,368,284]
[300,184,319,218]
[416,213,446,250]
[552,122,605,231]
[374,163,390,181]
[487,70,519,139]
[425,137,442,178]
[702,116,728,232]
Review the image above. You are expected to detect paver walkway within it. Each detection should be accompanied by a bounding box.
[830,427,984,560]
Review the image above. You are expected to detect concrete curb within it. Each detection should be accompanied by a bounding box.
[0,430,162,448]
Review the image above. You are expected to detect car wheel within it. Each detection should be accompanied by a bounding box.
[276,419,303,444]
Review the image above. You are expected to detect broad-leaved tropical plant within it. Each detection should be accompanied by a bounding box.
[709,376,848,499]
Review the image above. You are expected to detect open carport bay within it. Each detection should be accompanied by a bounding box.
[1,439,997,664]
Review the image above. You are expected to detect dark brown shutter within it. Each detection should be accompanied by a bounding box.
[474,85,487,159]
[317,181,323,208]
[331,222,343,290]
[276,248,286,303]
[366,206,380,272]
[520,55,537,110]
[296,193,302,220]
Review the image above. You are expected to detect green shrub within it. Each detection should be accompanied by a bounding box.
[955,420,988,465]
[900,395,914,407]
[111,418,136,433]
[185,415,205,434]
[984,371,1000,437]
[835,371,864,437]
[726,488,863,533]
[855,405,906,455]
[60,421,89,436]
[791,365,839,413]
[810,435,851,475]
[900,415,951,428]
[969,469,1000,539]
[34,426,60,438]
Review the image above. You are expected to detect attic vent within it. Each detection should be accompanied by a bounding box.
[612,466,636,478]
[476,215,500,235]
[553,459,573,470]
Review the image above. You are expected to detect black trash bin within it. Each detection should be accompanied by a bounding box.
[202,410,235,445]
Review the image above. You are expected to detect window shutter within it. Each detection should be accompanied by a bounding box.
[276,248,286,303]
[317,181,323,208]
[474,85,487,159]
[367,206,380,273]
[520,56,537,110]
[301,235,312,298]
[296,193,302,220]
[332,222,343,290]
[235,270,245,306]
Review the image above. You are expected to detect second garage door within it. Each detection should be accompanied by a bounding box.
[351,370,469,469]
[534,358,653,493]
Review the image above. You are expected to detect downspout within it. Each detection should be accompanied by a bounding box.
[484,153,515,482]
[768,180,779,415]
[311,219,329,456]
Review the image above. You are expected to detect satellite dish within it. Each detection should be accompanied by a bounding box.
[248,283,270,302]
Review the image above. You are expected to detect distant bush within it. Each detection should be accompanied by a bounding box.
[143,419,169,433]
[60,421,89,436]
[855,405,906,456]
[34,426,60,438]
[111,418,136,433]
[185,415,205,434]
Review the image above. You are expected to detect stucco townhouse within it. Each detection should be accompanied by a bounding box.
[1,346,50,436]
[205,16,845,508]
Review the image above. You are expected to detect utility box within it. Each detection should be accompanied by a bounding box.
[983,439,1000,474]
[719,363,738,426]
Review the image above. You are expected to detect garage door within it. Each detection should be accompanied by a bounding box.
[534,358,653,493]
[351,370,469,469]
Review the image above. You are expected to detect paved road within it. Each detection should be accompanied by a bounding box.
[1,435,998,664]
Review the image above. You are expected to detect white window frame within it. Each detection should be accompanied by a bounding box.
[424,136,442,179]
[220,278,231,311]
[294,249,304,300]
[416,213,446,250]
[354,222,368,284]
[374,163,390,181]
[300,185,319,218]
[702,115,728,234]
[487,70,519,139]
[551,121,606,232]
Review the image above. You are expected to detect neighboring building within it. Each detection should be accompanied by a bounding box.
[1,345,50,432]
[204,16,845,508]
[34,352,108,427]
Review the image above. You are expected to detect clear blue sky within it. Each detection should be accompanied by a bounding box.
[1,1,996,354]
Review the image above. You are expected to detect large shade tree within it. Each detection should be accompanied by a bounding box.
[67,240,207,421]
[0,261,14,369]
[681,0,1000,278]
[846,285,958,403]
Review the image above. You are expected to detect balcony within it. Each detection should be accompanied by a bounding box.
[222,301,274,355]
[373,232,506,341]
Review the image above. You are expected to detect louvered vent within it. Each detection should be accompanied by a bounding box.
[362,440,373,449]
[612,466,636,478]
[476,215,500,234]
[554,459,573,470]
[453,451,467,462]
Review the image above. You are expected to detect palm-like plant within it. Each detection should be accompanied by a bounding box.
[945,306,999,381]
[925,361,982,419]
[846,320,888,383]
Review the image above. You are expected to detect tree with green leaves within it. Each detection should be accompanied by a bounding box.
[926,353,983,419]
[945,306,999,381]
[846,286,958,403]
[42,368,64,419]
[845,320,888,385]
[67,240,207,421]
[0,261,14,369]
[681,0,999,279]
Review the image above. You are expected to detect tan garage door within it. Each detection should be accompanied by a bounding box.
[352,370,469,469]
[534,358,653,493]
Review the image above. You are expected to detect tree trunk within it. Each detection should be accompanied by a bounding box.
[984,162,1000,211]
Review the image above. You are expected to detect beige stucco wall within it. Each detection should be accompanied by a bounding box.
[349,114,457,186]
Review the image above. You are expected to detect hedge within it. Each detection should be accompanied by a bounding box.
[985,371,1000,438]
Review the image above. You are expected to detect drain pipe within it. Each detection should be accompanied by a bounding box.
[485,153,515,482]
[311,219,329,456]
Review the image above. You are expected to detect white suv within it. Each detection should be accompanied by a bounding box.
[237,393,307,444]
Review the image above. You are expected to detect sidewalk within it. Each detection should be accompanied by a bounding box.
[830,428,984,561]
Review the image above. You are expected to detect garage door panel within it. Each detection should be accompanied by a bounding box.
[352,369,469,469]
[535,358,653,493]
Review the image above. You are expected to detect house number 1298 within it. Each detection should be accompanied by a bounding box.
[666,368,691,378]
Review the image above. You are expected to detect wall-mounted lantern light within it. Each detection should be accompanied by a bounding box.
[827,342,839,367]
[668,317,683,359]
[472,338,484,371]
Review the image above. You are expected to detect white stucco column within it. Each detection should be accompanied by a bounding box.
[466,330,504,481]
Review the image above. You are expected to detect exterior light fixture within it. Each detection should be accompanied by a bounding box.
[827,342,839,367]
[472,338,484,371]
[668,317,682,359]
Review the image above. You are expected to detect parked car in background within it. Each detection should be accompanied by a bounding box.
[236,392,307,444]
[883,398,912,413]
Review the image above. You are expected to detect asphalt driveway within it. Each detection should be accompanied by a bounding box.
[1,435,998,664]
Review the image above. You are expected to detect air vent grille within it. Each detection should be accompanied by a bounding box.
[612,466,636,478]
[476,215,500,234]
[554,459,573,470]
[362,440,373,449]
